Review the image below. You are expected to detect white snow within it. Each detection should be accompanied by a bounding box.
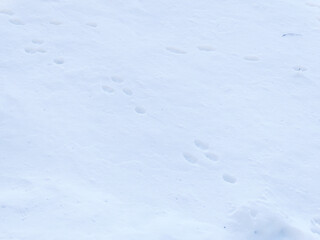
[1,0,320,239]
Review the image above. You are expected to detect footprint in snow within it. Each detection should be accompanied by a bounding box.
[183,153,198,164]
[111,76,124,83]
[194,139,209,150]
[25,46,46,54]
[37,48,46,53]
[166,47,186,54]
[198,45,215,52]
[24,47,37,54]
[244,56,260,61]
[204,152,219,162]
[32,39,44,45]
[50,20,62,25]
[135,106,146,114]
[101,86,114,93]
[223,173,237,184]
[54,58,64,64]
[86,22,97,27]
[122,88,133,96]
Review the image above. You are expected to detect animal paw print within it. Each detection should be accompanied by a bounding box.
[135,106,146,114]
[183,153,198,164]
[194,139,209,150]
[101,85,114,93]
[222,173,237,184]
[122,88,133,96]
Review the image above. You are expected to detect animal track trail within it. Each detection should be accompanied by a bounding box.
[100,74,144,116]
[100,75,138,113]
[183,139,219,165]
[166,47,186,54]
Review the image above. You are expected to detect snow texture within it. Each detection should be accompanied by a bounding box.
[1,0,320,239]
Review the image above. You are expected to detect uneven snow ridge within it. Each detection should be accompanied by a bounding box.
[1,0,320,239]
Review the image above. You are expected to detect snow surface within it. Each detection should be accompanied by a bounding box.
[1,0,320,239]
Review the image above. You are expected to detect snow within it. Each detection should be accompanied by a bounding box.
[1,0,320,239]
